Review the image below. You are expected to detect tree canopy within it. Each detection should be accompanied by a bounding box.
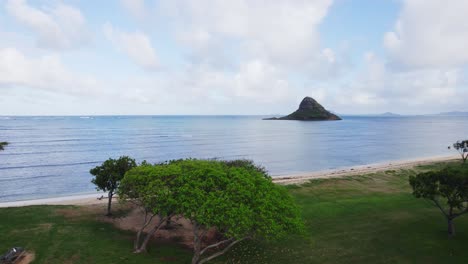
[409,166,468,236]
[90,156,136,216]
[119,159,304,263]
[451,140,468,163]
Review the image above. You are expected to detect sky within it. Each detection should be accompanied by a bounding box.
[0,0,467,115]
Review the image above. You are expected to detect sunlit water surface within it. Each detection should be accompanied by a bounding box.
[0,115,465,202]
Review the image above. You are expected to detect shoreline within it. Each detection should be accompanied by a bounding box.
[0,193,107,208]
[0,154,459,208]
[272,154,459,184]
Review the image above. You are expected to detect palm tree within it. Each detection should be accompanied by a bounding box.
[0,142,8,151]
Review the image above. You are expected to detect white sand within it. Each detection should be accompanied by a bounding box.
[0,193,107,208]
[0,155,460,208]
[272,154,459,185]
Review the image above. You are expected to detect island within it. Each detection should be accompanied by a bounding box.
[264,96,341,121]
[379,112,401,117]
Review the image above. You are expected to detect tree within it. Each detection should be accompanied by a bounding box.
[119,162,181,253]
[409,167,468,236]
[118,159,303,262]
[0,142,8,151]
[90,156,136,216]
[451,140,468,163]
[173,159,304,264]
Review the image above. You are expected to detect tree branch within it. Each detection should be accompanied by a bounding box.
[141,213,156,231]
[198,237,248,264]
[452,206,468,219]
[200,238,234,256]
[432,198,449,218]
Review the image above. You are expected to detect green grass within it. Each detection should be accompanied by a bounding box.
[0,206,192,263]
[2,161,468,263]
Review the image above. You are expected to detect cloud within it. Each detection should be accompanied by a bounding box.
[160,0,334,70]
[5,0,91,50]
[0,47,100,96]
[384,0,468,69]
[334,52,464,114]
[120,0,148,19]
[103,23,159,71]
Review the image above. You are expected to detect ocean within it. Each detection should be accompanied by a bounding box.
[0,115,466,202]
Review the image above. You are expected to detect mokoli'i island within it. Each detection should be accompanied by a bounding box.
[263,96,341,121]
[3,1,468,264]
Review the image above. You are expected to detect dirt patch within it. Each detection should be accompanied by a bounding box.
[16,251,35,264]
[55,202,212,248]
[62,254,80,264]
[99,205,218,248]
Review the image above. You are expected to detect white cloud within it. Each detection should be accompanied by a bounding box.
[334,52,464,114]
[0,47,99,96]
[120,0,148,19]
[5,0,91,50]
[384,0,468,68]
[160,0,334,69]
[103,23,159,71]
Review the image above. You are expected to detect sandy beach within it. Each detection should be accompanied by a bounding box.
[0,193,107,208]
[0,155,459,208]
[273,154,459,185]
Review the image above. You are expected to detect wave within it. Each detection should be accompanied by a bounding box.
[0,173,61,182]
[0,161,101,170]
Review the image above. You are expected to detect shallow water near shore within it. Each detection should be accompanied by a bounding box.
[0,115,466,202]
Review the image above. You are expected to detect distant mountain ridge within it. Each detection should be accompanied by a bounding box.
[378,112,401,117]
[264,97,341,121]
[434,111,468,116]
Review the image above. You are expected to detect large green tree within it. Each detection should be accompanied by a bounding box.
[0,142,8,151]
[174,159,304,264]
[410,167,468,236]
[118,159,303,263]
[90,156,136,216]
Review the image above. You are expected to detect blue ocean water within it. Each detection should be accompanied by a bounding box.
[0,115,465,202]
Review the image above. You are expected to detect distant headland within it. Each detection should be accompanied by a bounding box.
[264,96,341,121]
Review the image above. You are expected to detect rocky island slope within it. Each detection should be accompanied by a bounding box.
[264,97,341,121]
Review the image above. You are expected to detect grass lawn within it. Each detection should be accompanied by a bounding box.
[2,161,468,263]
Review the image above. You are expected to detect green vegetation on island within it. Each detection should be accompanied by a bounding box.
[3,160,468,263]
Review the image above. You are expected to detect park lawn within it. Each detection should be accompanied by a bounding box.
[0,205,192,264]
[1,161,468,263]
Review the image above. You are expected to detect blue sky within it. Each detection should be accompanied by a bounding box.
[1,0,467,115]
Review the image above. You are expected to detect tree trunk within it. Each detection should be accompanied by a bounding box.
[106,191,113,216]
[134,212,154,252]
[192,222,201,264]
[135,217,166,253]
[166,216,172,228]
[134,229,142,251]
[448,218,455,236]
